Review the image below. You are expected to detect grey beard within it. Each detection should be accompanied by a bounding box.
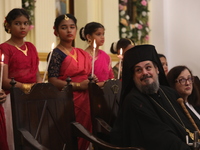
[136,79,159,94]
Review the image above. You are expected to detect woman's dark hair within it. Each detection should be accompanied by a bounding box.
[158,53,166,59]
[79,22,104,41]
[54,14,77,31]
[110,38,135,54]
[4,8,30,33]
[167,65,200,106]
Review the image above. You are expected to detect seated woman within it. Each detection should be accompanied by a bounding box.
[110,38,135,79]
[167,65,200,119]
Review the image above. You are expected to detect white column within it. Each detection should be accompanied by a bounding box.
[34,0,56,53]
[34,0,57,72]
[0,0,22,43]
[101,0,119,54]
[74,0,119,54]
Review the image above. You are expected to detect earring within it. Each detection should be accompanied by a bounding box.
[88,39,91,45]
[7,29,11,34]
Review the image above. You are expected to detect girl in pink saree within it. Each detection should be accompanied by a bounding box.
[48,14,92,150]
[79,22,114,87]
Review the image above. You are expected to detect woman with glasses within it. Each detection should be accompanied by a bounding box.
[167,65,200,119]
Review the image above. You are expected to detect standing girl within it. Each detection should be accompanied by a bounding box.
[48,14,92,150]
[0,8,42,150]
[158,53,169,76]
[79,22,114,87]
[110,38,135,79]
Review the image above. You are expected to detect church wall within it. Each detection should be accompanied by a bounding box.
[149,0,200,76]
[1,0,200,76]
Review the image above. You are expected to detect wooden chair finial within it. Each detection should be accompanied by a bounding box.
[10,77,16,87]
[66,76,72,85]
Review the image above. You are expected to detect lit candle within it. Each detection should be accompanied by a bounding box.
[0,54,4,90]
[42,43,54,82]
[117,48,123,79]
[91,39,96,77]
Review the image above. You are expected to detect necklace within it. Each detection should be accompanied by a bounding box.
[15,44,28,56]
[148,88,195,140]
[59,44,77,62]
[9,39,28,56]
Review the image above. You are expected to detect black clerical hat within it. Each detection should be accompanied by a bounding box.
[123,45,160,69]
[121,44,169,103]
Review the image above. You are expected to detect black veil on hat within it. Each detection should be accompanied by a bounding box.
[121,44,169,103]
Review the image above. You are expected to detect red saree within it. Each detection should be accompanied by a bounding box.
[0,42,39,84]
[0,42,39,150]
[0,105,9,150]
[58,48,92,150]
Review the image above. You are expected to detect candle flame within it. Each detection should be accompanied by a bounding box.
[120,48,123,55]
[1,54,4,62]
[93,40,96,49]
[51,42,55,50]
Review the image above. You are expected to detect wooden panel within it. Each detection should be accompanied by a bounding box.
[38,52,48,62]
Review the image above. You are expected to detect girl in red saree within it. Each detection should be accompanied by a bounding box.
[48,14,92,150]
[0,8,42,150]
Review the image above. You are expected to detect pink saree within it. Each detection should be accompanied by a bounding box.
[93,50,114,82]
[58,48,92,150]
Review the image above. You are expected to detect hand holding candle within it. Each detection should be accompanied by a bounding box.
[91,39,96,77]
[0,54,4,90]
[117,48,123,79]
[42,43,54,82]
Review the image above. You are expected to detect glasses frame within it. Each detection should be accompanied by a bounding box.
[175,77,194,85]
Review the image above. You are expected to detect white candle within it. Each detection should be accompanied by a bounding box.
[42,43,54,82]
[117,48,123,79]
[91,39,96,77]
[0,54,4,90]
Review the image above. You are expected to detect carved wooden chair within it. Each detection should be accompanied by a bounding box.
[10,78,142,150]
[102,79,121,127]
[10,80,72,150]
[88,79,121,144]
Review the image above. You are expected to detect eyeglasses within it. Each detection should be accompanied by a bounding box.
[175,77,193,85]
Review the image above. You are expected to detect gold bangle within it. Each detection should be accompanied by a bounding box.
[21,83,34,94]
[71,83,75,88]
[76,83,80,88]
[71,82,80,90]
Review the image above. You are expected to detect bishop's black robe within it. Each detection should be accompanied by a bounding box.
[111,85,200,150]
